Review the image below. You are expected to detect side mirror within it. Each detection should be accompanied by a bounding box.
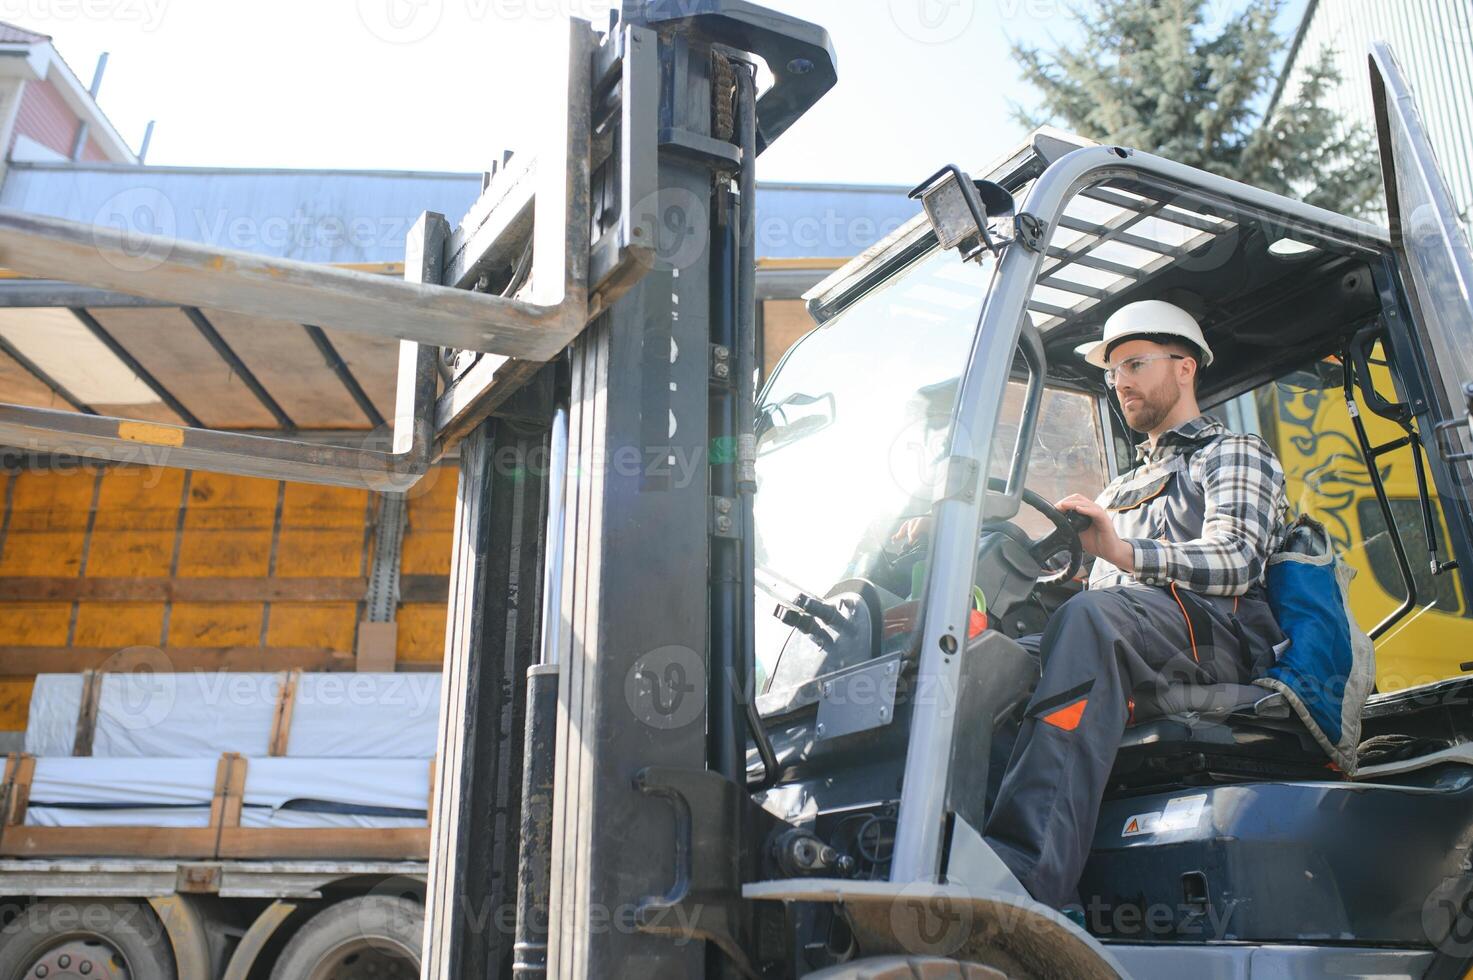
[756,390,836,455]
[908,165,1016,262]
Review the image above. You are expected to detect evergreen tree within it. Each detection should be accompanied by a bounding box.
[1012,0,1382,215]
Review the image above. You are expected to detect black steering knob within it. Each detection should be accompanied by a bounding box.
[1064,509,1094,533]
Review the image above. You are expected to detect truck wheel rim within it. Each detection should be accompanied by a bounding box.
[21,938,129,979]
[306,937,418,980]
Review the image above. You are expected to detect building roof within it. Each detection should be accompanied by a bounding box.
[0,21,136,164]
[0,21,50,45]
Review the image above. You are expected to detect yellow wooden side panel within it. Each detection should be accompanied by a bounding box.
[400,469,457,575]
[0,470,95,575]
[171,471,277,647]
[1,464,455,733]
[270,483,368,650]
[0,472,94,654]
[0,677,32,732]
[87,468,185,577]
[0,602,70,645]
[268,602,358,651]
[275,483,369,577]
[398,604,449,664]
[74,468,187,651]
[73,604,167,649]
[398,468,458,664]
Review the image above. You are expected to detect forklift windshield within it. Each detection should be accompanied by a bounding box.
[752,247,991,692]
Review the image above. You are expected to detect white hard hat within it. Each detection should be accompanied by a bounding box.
[1077,299,1214,369]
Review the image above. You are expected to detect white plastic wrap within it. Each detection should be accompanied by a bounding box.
[23,672,441,759]
[237,810,425,830]
[243,757,430,815]
[23,757,217,827]
[239,757,429,829]
[91,672,280,757]
[285,674,441,758]
[19,672,438,832]
[19,756,429,829]
[26,806,213,828]
[22,675,83,756]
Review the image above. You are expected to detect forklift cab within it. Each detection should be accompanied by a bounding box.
[747,43,1473,977]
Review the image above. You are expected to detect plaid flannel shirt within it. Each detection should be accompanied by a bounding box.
[1088,415,1289,596]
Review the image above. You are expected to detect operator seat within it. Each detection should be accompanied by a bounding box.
[1109,681,1334,791]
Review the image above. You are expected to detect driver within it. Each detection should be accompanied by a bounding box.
[982,299,1289,910]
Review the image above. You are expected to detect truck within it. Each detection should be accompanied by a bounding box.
[1,1,1472,976]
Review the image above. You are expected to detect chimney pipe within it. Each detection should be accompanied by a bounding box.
[88,52,108,97]
[70,52,109,161]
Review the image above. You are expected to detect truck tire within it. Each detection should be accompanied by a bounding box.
[0,899,176,980]
[268,895,422,980]
[803,957,1008,979]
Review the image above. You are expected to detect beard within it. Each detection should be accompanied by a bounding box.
[1119,376,1181,433]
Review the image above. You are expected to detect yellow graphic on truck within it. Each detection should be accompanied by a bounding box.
[1258,359,1470,692]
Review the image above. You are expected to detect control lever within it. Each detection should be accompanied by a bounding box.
[774,603,820,637]
[1064,509,1094,534]
[772,590,841,633]
[793,592,842,627]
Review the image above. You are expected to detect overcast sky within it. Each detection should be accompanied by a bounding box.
[6,0,1307,185]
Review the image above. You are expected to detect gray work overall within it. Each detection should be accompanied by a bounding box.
[982,437,1285,909]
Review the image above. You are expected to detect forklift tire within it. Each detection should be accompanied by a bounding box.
[0,899,176,980]
[268,895,422,980]
[803,956,1008,979]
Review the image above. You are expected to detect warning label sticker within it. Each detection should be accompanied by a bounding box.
[1121,794,1207,838]
[1160,794,1207,830]
[1121,812,1158,837]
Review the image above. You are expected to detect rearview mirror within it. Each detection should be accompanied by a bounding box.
[756,391,836,455]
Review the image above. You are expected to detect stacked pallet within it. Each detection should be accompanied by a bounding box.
[0,671,440,859]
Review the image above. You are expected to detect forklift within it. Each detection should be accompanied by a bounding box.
[1,2,1472,977]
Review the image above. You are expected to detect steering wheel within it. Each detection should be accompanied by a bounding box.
[983,478,1092,585]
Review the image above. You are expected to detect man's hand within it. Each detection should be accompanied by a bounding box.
[890,515,932,552]
[1056,494,1134,573]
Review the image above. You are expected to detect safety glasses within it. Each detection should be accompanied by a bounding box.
[1105,353,1184,388]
